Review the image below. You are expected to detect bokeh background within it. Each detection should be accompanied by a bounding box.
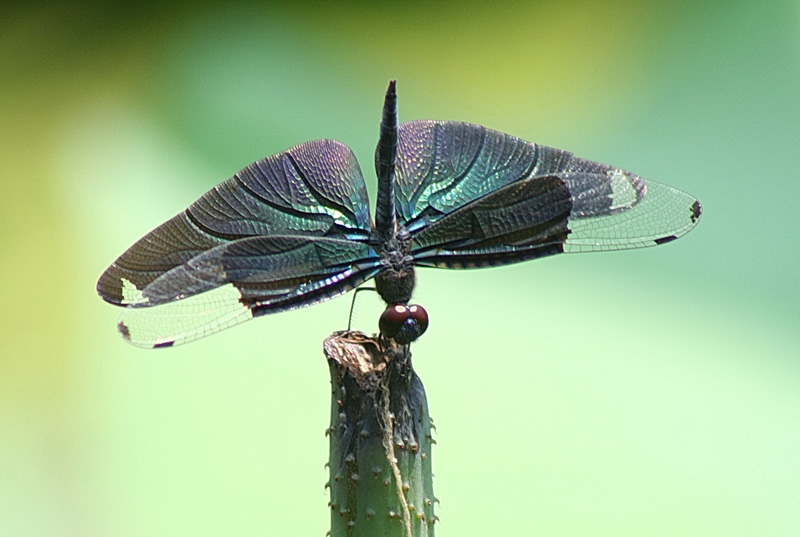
[2,1,799,535]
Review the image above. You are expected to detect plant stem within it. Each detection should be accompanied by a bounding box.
[324,331,436,537]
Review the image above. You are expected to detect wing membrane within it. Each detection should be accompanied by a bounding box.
[563,178,701,252]
[395,120,537,229]
[411,175,571,267]
[116,236,380,348]
[399,121,701,268]
[97,139,371,306]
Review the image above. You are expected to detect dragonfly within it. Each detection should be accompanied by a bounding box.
[97,80,702,348]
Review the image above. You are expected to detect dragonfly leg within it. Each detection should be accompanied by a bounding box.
[347,286,377,331]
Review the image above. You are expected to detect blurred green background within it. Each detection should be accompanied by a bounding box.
[2,1,798,535]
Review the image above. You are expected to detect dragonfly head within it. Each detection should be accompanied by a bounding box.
[379,304,429,345]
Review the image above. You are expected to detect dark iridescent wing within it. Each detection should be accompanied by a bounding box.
[395,121,701,267]
[116,236,380,347]
[97,139,378,347]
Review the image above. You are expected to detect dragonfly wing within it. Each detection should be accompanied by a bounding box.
[97,139,372,307]
[396,121,700,267]
[116,235,380,348]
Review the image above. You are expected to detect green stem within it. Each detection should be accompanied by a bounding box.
[324,332,436,537]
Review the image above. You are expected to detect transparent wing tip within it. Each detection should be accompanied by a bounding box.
[115,283,255,349]
[565,180,702,253]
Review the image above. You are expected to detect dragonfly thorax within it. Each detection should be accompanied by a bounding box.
[375,228,416,305]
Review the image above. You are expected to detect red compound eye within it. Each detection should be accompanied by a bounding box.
[379,304,429,344]
[406,304,428,334]
[379,304,408,338]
